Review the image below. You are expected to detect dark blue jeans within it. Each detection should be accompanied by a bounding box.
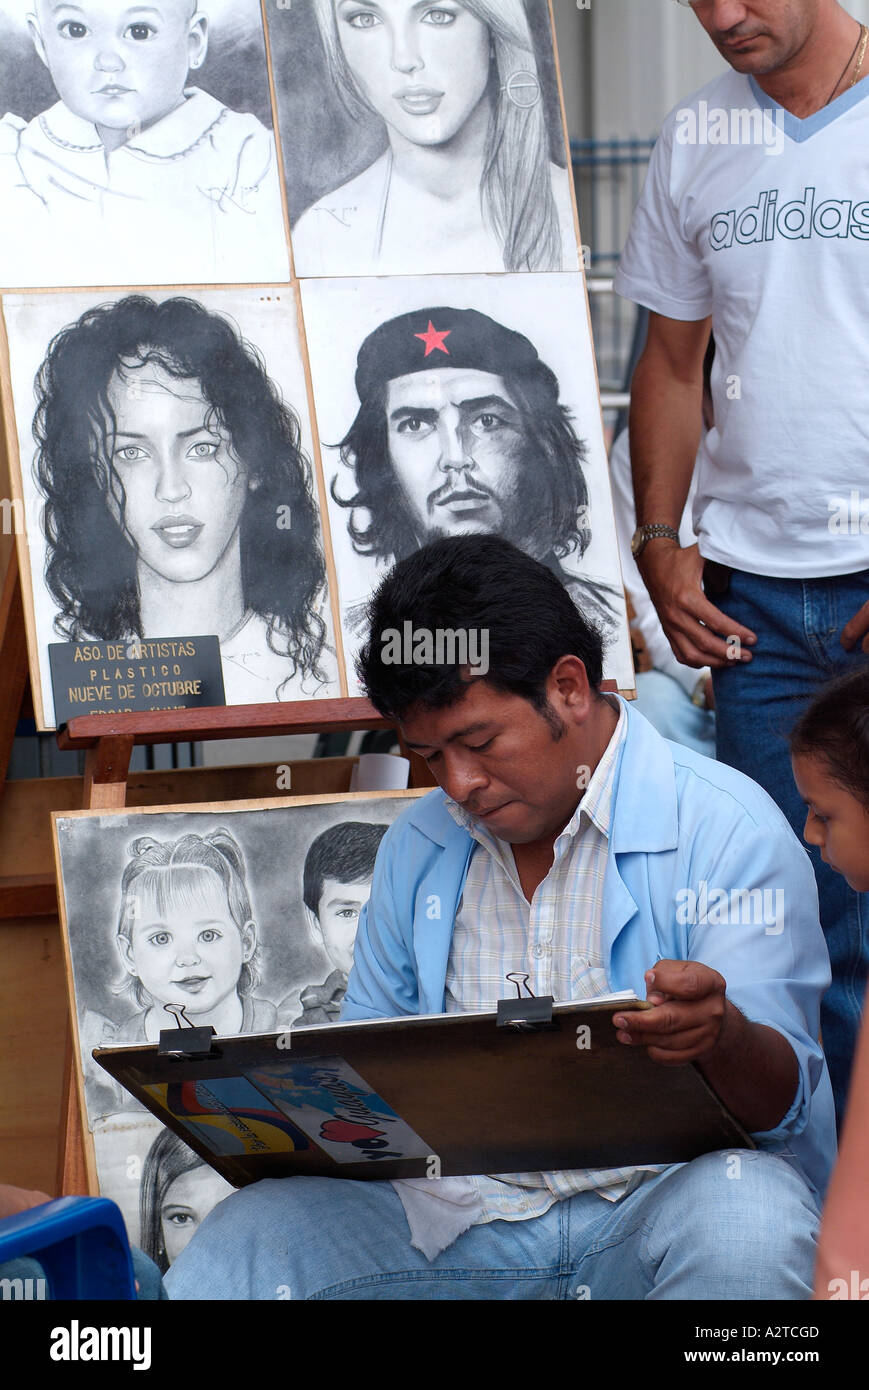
[712,567,869,1127]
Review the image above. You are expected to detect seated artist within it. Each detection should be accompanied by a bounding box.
[166,536,835,1301]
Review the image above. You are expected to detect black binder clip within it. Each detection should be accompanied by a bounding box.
[157,1003,220,1059]
[496,974,555,1031]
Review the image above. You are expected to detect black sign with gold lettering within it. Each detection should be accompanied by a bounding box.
[49,638,226,725]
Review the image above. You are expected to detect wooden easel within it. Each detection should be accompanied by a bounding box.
[51,684,442,1194]
[0,551,55,915]
[0,550,72,1194]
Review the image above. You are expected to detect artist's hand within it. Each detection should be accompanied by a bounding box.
[841,597,869,654]
[612,960,728,1065]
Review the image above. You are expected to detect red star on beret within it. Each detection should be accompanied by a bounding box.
[414,320,451,357]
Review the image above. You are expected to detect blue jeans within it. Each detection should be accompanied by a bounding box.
[164,1151,818,1300]
[711,567,869,1125]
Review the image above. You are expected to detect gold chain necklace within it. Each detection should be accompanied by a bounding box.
[851,24,869,86]
[826,23,867,106]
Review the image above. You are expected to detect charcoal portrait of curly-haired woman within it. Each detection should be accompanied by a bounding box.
[30,293,339,708]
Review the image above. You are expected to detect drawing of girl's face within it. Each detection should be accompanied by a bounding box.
[334,1,491,149]
[105,360,249,588]
[120,869,254,1016]
[160,1165,233,1265]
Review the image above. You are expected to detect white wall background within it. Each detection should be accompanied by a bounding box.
[554,0,869,140]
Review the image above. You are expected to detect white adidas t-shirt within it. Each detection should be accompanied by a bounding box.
[615,69,869,579]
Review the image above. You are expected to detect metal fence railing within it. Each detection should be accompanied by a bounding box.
[571,137,655,410]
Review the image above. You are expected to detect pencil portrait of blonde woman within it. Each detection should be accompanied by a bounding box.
[271,0,579,277]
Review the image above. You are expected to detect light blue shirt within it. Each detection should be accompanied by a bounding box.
[342,698,837,1199]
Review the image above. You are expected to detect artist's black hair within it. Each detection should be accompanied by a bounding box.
[790,666,869,812]
[358,534,603,722]
[302,821,389,914]
[34,295,328,689]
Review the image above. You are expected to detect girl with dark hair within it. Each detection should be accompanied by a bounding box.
[292,0,577,276]
[790,666,869,895]
[789,666,869,1298]
[33,294,339,705]
[139,1127,233,1274]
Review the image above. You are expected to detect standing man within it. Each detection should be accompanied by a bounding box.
[615,0,869,1122]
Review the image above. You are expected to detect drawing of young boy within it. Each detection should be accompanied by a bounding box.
[280,821,388,1028]
[81,829,277,1119]
[0,0,289,286]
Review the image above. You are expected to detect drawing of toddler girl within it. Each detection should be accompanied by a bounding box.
[82,828,276,1119]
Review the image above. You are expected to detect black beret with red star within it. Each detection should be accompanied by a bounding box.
[354,306,560,402]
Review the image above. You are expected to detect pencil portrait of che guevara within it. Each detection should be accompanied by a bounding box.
[330,302,625,643]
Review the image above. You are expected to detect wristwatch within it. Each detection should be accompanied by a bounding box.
[630,523,681,558]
